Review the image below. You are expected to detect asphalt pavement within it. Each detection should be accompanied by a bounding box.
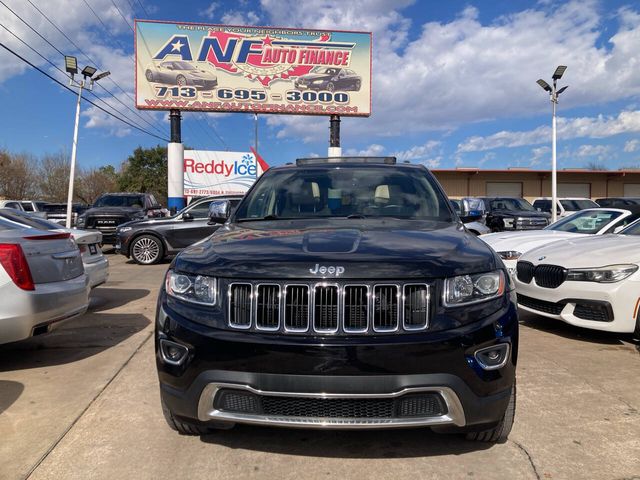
[0,252,639,480]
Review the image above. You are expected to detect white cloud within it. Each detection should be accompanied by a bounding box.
[345,144,385,156]
[200,2,219,20]
[260,1,640,140]
[221,10,261,25]
[575,144,612,158]
[457,110,640,152]
[530,146,550,166]
[624,139,640,152]
[393,140,441,161]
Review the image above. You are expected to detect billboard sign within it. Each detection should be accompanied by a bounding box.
[135,20,371,116]
[183,149,268,196]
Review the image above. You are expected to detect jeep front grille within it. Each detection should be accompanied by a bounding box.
[228,282,430,334]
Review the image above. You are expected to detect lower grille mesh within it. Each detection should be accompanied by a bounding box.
[517,294,564,315]
[214,389,448,419]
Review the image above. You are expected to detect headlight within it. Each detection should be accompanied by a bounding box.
[165,270,217,305]
[498,251,521,261]
[566,264,638,283]
[444,270,506,306]
[119,226,132,233]
[76,215,85,227]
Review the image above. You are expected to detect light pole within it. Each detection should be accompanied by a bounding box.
[64,56,110,228]
[537,65,568,224]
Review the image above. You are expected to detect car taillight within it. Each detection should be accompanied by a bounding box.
[0,244,35,290]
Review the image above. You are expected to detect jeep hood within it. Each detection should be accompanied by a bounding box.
[173,220,499,279]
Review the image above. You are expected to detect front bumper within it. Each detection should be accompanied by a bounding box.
[156,294,518,429]
[516,276,639,333]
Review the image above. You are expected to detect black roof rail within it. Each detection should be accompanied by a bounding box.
[295,156,397,166]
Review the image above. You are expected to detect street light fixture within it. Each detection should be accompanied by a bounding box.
[64,58,110,228]
[537,65,568,224]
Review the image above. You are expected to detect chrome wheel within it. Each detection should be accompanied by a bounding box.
[131,236,162,265]
[176,75,187,86]
[145,70,154,81]
[327,82,335,92]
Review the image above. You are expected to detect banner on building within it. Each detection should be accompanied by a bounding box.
[135,20,372,116]
[183,149,268,196]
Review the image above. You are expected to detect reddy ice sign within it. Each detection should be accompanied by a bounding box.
[135,20,371,116]
[183,150,268,196]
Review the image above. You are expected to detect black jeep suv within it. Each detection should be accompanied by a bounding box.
[156,157,518,442]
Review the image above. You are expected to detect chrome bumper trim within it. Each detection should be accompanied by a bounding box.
[197,382,466,428]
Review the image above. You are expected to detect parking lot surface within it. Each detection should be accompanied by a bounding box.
[1,253,639,480]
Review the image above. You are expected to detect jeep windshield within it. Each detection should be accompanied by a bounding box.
[234,166,453,222]
[93,196,145,208]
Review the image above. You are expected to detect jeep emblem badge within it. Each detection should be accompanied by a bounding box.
[309,264,345,276]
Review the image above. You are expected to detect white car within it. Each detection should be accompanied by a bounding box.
[532,197,599,219]
[482,208,640,276]
[0,209,109,288]
[514,219,640,334]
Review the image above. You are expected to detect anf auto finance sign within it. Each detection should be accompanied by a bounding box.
[135,20,371,116]
[183,150,269,196]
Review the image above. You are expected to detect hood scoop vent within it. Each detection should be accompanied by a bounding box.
[302,229,361,253]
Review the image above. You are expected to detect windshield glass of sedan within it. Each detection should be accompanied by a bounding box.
[234,167,453,222]
[560,199,599,210]
[489,198,536,212]
[93,196,145,208]
[620,219,640,235]
[548,210,622,234]
[173,61,196,70]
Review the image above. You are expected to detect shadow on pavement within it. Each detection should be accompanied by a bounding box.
[200,425,493,458]
[0,313,150,372]
[520,311,635,346]
[0,380,24,414]
[89,287,151,312]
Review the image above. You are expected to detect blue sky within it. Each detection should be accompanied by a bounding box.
[1,0,639,170]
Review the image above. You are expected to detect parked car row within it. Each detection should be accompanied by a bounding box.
[480,206,640,334]
[0,208,109,345]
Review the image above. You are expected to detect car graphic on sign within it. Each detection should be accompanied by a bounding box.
[144,61,218,90]
[294,67,362,92]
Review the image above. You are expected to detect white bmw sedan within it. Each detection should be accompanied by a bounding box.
[482,207,640,276]
[514,219,640,334]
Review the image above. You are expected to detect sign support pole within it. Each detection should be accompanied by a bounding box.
[328,114,341,157]
[168,109,185,213]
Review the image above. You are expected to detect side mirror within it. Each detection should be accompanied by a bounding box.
[613,225,625,234]
[208,200,230,224]
[182,212,194,222]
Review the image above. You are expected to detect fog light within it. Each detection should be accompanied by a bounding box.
[159,339,189,366]
[474,343,510,370]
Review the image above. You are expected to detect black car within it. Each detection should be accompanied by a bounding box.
[116,195,243,265]
[77,193,165,245]
[156,157,518,442]
[294,67,362,92]
[478,197,550,232]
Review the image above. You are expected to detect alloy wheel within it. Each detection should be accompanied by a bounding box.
[132,236,161,265]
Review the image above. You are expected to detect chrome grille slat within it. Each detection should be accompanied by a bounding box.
[314,284,339,333]
[343,285,369,333]
[256,284,280,331]
[373,285,399,332]
[228,281,430,334]
[229,283,252,329]
[403,284,429,330]
[284,285,309,332]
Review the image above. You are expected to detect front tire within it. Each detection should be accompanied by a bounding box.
[466,383,516,443]
[176,75,187,86]
[327,82,335,92]
[130,235,164,265]
[145,69,154,81]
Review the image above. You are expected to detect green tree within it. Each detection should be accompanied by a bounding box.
[118,145,168,204]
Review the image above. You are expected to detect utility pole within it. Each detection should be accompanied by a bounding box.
[168,109,184,213]
[328,114,341,157]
